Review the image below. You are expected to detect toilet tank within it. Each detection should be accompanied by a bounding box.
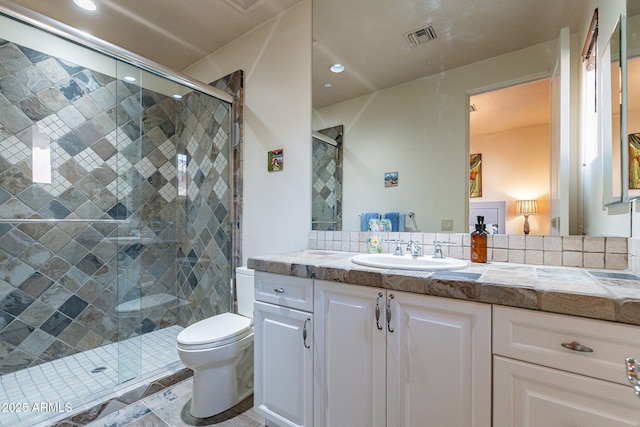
[235,266,254,318]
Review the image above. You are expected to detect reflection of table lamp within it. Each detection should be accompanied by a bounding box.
[515,200,538,235]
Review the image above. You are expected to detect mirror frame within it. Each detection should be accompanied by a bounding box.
[620,14,631,203]
[603,14,626,207]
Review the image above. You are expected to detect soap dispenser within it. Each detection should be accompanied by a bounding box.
[471,215,487,263]
[367,219,382,254]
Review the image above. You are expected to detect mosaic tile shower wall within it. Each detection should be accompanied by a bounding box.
[312,125,342,231]
[0,38,235,375]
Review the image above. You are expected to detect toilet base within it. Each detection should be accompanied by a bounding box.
[187,340,254,419]
[191,366,236,418]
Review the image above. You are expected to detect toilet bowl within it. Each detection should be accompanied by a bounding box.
[176,267,255,418]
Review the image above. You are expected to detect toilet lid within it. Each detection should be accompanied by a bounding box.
[177,313,252,348]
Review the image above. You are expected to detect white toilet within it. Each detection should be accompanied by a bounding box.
[177,267,254,418]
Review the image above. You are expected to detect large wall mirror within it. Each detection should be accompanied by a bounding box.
[312,0,632,237]
[626,6,640,201]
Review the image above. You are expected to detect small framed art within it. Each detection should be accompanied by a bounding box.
[384,171,398,187]
[268,148,283,172]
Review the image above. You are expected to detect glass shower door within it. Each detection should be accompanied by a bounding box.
[312,133,341,231]
[0,9,236,426]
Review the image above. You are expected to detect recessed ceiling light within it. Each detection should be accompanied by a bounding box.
[329,64,346,73]
[73,0,97,11]
[173,94,183,99]
[123,76,136,82]
[323,83,333,88]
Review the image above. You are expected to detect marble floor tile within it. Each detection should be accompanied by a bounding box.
[87,378,263,427]
[121,411,169,427]
[86,401,152,427]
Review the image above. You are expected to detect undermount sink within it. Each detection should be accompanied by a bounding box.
[351,253,468,271]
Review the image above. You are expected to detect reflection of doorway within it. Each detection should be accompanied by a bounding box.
[312,126,343,230]
[469,79,551,235]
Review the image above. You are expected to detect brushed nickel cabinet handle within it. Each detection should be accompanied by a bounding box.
[303,318,311,349]
[561,341,593,353]
[626,357,638,385]
[626,357,640,399]
[386,294,395,333]
[375,292,383,330]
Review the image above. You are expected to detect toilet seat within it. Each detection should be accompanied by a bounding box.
[177,313,253,351]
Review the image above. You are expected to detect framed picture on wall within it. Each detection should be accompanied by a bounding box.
[630,133,640,189]
[268,148,283,172]
[384,171,398,187]
[470,153,482,198]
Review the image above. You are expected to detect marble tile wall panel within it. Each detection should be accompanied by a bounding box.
[174,90,233,326]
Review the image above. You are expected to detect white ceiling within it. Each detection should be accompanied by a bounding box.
[2,0,638,136]
[470,79,550,137]
[2,0,302,71]
[312,0,587,110]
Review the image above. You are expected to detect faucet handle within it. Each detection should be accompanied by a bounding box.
[393,239,404,256]
[407,240,422,257]
[432,240,445,259]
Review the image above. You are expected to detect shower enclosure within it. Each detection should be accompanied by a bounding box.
[0,7,240,426]
[311,126,342,231]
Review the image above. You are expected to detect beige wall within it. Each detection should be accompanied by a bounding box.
[314,40,557,233]
[470,124,551,235]
[183,0,312,264]
[181,0,631,246]
[581,0,630,237]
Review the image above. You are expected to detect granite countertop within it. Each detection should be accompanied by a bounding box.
[247,250,640,326]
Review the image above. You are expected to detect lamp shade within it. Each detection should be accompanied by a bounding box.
[516,200,538,215]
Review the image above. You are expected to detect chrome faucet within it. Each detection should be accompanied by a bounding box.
[433,241,444,259]
[407,240,422,258]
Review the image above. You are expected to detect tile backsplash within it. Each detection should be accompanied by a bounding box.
[627,237,640,273]
[309,231,630,271]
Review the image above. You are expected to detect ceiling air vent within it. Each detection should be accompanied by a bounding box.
[224,0,265,13]
[405,25,437,47]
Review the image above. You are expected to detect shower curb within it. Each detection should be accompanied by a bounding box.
[50,367,193,426]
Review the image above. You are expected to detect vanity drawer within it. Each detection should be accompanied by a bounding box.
[493,305,640,385]
[254,272,313,312]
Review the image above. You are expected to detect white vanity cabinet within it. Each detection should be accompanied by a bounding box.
[254,272,314,427]
[493,306,640,426]
[313,281,386,427]
[313,280,492,427]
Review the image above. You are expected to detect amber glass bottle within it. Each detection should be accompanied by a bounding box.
[471,215,487,263]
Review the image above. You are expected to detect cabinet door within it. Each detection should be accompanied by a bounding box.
[314,281,386,427]
[386,292,491,427]
[494,356,640,427]
[254,301,313,427]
